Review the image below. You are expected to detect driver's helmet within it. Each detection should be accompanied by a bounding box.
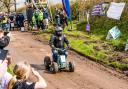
[55,26,63,36]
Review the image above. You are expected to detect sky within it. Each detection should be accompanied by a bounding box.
[48,0,62,4]
[16,0,63,8]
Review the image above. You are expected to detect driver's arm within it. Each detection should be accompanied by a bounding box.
[64,35,71,48]
[49,35,55,49]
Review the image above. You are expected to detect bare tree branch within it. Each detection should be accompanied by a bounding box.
[0,0,13,12]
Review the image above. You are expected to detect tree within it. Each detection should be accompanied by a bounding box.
[0,0,13,12]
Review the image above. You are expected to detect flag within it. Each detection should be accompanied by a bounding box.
[62,0,71,19]
[91,4,102,16]
[107,2,125,20]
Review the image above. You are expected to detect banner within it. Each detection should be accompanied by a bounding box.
[62,0,71,19]
[91,2,109,16]
[106,26,121,40]
[107,2,125,20]
[91,4,102,16]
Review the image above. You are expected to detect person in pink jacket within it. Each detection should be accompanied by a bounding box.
[0,56,12,89]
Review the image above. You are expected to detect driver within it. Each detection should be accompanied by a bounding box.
[49,26,70,62]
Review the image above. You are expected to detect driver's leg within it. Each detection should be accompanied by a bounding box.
[52,49,58,62]
[64,50,68,58]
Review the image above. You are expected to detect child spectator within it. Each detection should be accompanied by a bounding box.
[8,61,47,89]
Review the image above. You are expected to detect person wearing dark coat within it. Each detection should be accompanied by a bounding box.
[9,14,15,30]
[15,14,20,29]
[26,5,34,27]
[19,13,25,27]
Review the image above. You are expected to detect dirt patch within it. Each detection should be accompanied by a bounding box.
[108,52,128,62]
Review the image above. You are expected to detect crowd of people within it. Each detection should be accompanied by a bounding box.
[0,12,25,31]
[26,5,49,31]
[26,5,68,31]
[0,5,50,32]
[0,4,68,32]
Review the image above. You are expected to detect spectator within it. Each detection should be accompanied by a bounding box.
[43,7,49,29]
[0,30,10,49]
[59,8,68,29]
[9,13,15,31]
[8,61,47,89]
[19,13,25,31]
[34,10,39,29]
[37,8,44,30]
[26,4,34,29]
[55,9,61,26]
[0,56,12,89]
[2,13,8,31]
[15,13,20,30]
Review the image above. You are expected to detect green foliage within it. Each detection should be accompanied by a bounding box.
[108,61,128,71]
[108,61,121,69]
[70,2,79,20]
[95,51,107,60]
[69,39,95,56]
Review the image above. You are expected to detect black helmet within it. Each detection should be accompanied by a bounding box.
[55,26,63,36]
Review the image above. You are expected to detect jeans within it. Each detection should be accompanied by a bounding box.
[2,23,9,31]
[55,17,61,26]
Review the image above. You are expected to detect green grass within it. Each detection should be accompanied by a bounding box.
[69,39,95,57]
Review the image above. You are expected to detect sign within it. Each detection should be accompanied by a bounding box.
[106,26,121,40]
[101,2,110,15]
[86,24,90,32]
[91,4,102,16]
[107,2,125,20]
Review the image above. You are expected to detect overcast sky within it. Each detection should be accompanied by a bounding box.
[16,0,63,8]
[16,0,62,4]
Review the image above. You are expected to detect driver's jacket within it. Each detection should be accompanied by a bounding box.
[49,34,69,49]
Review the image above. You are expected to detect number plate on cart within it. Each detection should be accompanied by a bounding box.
[60,55,66,62]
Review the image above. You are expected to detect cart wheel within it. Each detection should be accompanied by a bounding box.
[69,61,75,72]
[44,56,51,70]
[50,62,58,74]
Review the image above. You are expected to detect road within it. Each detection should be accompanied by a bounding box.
[8,31,128,89]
